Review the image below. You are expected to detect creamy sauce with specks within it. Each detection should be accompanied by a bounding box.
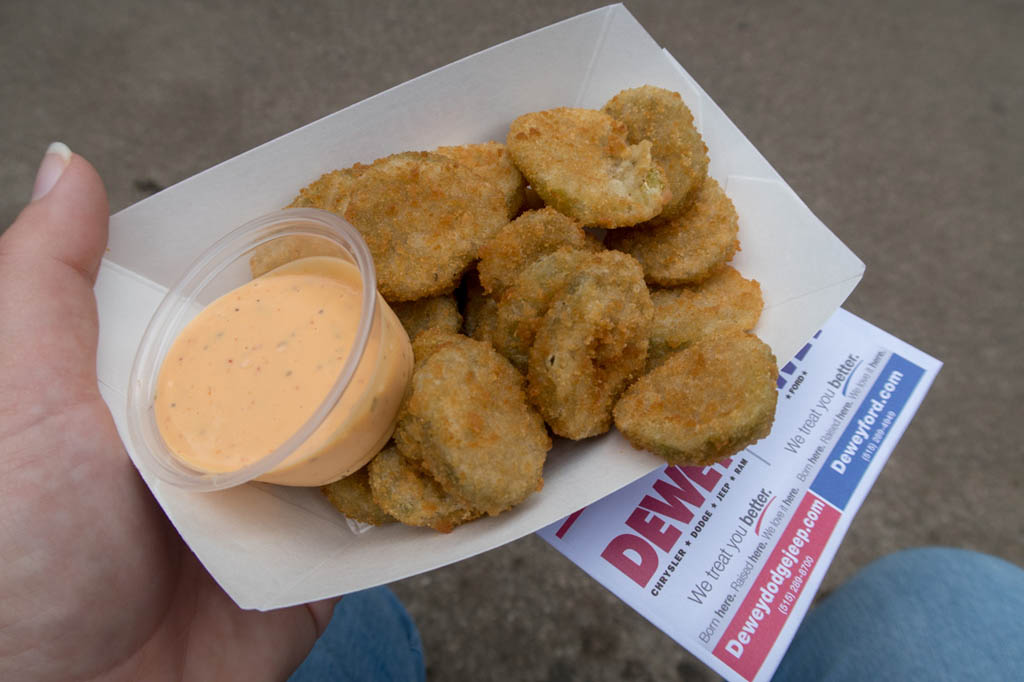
[154,256,412,486]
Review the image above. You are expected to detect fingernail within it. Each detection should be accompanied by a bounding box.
[31,142,73,201]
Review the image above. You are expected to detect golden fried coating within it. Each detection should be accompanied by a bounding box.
[605,176,739,286]
[435,141,526,219]
[249,167,368,277]
[647,266,763,370]
[321,463,395,526]
[527,251,653,439]
[477,208,602,298]
[367,445,480,533]
[491,248,593,372]
[394,334,550,516]
[507,108,671,228]
[289,165,368,212]
[614,330,778,466]
[343,151,509,302]
[410,327,463,365]
[391,295,462,341]
[602,85,708,219]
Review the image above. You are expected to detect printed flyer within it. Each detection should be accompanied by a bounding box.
[538,309,942,682]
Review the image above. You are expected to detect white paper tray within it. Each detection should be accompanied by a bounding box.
[95,4,864,610]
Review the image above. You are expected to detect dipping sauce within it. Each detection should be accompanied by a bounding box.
[154,255,412,486]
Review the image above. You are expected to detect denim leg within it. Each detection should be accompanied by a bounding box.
[772,547,1024,681]
[289,586,426,682]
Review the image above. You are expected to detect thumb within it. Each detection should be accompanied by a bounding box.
[0,143,110,413]
[3,143,109,282]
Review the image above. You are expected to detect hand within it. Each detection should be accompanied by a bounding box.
[0,145,337,682]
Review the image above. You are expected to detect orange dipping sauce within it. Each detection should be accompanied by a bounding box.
[154,256,412,486]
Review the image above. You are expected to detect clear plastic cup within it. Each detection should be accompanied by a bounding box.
[126,208,413,492]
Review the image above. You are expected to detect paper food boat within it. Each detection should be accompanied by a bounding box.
[95,4,864,610]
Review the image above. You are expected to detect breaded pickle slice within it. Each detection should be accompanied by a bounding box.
[409,327,462,365]
[249,167,366,277]
[507,108,670,228]
[603,85,709,219]
[395,334,550,516]
[367,445,479,533]
[435,141,526,219]
[321,463,395,526]
[527,251,653,439]
[614,330,778,466]
[491,248,593,372]
[289,165,368,212]
[392,295,462,341]
[477,208,601,299]
[647,266,763,370]
[344,151,508,302]
[605,176,739,286]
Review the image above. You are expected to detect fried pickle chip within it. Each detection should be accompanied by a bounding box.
[507,108,671,228]
[395,334,550,516]
[367,445,480,533]
[527,251,653,439]
[602,85,709,219]
[342,151,508,302]
[392,295,462,341]
[614,330,778,466]
[289,165,368,212]
[491,248,593,372]
[249,167,367,277]
[605,176,739,286]
[435,141,526,219]
[647,266,763,370]
[321,463,395,526]
[477,208,601,298]
[409,326,464,365]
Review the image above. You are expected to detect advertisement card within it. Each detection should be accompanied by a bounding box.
[540,309,941,682]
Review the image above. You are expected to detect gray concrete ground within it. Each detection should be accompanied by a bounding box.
[3,1,1021,680]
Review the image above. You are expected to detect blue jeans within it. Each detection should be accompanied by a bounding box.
[773,547,1024,681]
[289,587,425,682]
[291,548,1023,681]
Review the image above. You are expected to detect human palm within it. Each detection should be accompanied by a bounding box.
[0,151,335,681]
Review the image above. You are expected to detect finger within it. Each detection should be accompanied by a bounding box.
[305,596,343,637]
[2,143,109,285]
[0,144,110,411]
